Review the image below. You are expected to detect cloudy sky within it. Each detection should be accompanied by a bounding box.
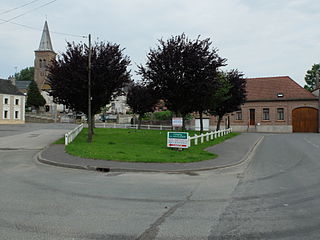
[1,0,320,86]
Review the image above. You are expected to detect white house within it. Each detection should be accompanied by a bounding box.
[0,79,25,124]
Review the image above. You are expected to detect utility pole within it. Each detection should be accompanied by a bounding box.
[316,71,320,133]
[88,34,93,142]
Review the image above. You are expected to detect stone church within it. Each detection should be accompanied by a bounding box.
[34,21,64,113]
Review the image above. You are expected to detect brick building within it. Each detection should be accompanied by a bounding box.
[213,76,318,133]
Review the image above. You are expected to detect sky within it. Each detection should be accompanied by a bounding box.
[1,0,320,87]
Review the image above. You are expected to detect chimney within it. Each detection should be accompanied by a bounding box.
[9,76,16,86]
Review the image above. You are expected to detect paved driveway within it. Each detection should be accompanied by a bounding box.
[0,125,320,239]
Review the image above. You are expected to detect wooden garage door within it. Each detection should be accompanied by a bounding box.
[292,107,318,133]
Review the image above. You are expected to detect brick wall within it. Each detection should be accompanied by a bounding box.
[209,100,318,133]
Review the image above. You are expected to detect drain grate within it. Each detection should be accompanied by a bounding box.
[96,167,110,172]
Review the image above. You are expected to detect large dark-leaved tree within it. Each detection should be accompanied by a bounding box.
[207,70,246,130]
[48,41,131,141]
[126,83,158,129]
[138,34,226,130]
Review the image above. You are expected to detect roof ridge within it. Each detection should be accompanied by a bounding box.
[246,76,290,80]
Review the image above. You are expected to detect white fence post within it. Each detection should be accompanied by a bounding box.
[195,134,198,145]
[65,124,84,146]
[65,133,68,146]
[201,134,204,143]
[206,133,209,141]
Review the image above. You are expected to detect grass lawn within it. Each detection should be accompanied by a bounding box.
[64,128,239,163]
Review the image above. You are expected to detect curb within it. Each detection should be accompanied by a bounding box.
[37,136,264,173]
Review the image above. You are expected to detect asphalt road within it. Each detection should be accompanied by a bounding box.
[0,124,320,240]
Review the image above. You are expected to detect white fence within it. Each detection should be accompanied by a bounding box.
[96,123,173,130]
[188,128,232,146]
[65,124,84,146]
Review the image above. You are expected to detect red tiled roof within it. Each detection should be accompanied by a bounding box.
[246,76,316,101]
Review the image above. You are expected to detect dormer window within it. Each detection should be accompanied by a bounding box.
[277,93,284,98]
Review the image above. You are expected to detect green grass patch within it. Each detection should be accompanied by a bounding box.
[65,128,239,163]
[53,137,65,145]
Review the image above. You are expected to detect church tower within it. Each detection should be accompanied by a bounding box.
[34,21,56,90]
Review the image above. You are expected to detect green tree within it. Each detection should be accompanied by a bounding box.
[207,70,246,130]
[304,64,320,91]
[14,67,34,81]
[126,84,158,129]
[26,80,46,110]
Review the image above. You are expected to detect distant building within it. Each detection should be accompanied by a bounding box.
[214,76,319,133]
[0,79,25,124]
[14,80,31,95]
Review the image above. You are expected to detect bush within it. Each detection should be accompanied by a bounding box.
[154,110,172,120]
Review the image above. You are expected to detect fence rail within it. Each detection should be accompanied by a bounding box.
[65,124,84,146]
[188,128,232,146]
[96,123,173,130]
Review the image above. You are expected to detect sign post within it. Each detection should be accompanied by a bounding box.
[167,132,189,149]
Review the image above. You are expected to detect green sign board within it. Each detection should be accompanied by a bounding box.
[167,132,189,148]
[168,132,188,139]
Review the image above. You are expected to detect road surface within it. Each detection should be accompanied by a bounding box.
[0,124,319,239]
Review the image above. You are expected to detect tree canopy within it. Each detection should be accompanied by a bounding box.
[26,80,46,110]
[207,70,246,130]
[126,84,158,129]
[138,34,226,128]
[47,41,131,117]
[14,67,34,81]
[304,64,320,91]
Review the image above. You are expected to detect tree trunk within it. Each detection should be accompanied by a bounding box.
[87,114,93,142]
[216,115,223,131]
[199,111,203,133]
[182,114,186,131]
[227,115,230,129]
[138,116,142,130]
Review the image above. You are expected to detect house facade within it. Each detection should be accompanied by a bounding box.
[0,79,25,124]
[213,76,318,133]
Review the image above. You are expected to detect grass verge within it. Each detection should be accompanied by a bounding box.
[63,128,239,163]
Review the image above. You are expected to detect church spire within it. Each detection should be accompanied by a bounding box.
[38,21,54,51]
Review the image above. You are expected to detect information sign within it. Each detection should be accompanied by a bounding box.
[167,132,189,148]
[172,117,183,127]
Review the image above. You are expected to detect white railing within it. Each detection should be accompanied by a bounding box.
[65,124,84,146]
[96,123,173,130]
[188,128,232,146]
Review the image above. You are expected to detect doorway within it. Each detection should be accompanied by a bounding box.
[249,109,255,125]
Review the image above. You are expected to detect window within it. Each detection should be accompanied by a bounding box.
[15,98,19,105]
[4,98,9,105]
[39,59,43,68]
[4,110,8,119]
[15,111,19,119]
[277,108,284,120]
[236,111,242,120]
[263,108,270,120]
